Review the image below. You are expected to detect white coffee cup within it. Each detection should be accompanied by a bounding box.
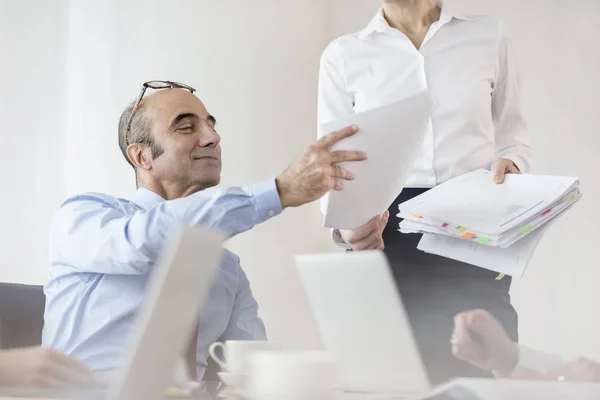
[208,340,280,374]
[247,351,338,400]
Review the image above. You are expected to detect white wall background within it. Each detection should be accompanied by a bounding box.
[0,0,70,284]
[1,0,599,360]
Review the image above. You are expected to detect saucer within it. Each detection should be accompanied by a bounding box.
[217,385,246,399]
[217,372,247,388]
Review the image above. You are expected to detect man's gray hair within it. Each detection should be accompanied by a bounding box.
[118,101,164,169]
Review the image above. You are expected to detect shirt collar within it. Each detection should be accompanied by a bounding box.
[132,187,166,211]
[358,1,472,39]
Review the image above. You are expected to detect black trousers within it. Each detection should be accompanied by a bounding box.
[383,188,518,384]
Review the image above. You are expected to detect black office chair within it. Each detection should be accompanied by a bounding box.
[0,282,45,349]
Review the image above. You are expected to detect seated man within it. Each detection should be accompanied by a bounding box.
[451,309,600,381]
[42,80,365,379]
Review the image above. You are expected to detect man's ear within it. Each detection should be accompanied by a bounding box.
[127,144,152,171]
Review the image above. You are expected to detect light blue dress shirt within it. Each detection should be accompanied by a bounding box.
[42,179,282,378]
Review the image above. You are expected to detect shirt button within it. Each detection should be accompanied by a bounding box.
[268,210,275,217]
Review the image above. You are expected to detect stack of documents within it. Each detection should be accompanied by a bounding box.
[397,169,581,277]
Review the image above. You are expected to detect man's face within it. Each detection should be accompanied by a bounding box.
[144,89,222,190]
[380,0,407,5]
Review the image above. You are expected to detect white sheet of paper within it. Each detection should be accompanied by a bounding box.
[319,92,432,230]
[416,224,549,277]
[418,378,600,400]
[397,169,579,236]
[110,226,225,400]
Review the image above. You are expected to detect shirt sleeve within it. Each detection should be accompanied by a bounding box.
[492,28,533,173]
[317,41,355,132]
[509,344,565,378]
[219,261,267,341]
[317,40,356,235]
[50,179,282,275]
[331,228,351,250]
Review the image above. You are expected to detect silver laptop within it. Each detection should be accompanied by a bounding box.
[295,250,430,396]
[110,226,225,400]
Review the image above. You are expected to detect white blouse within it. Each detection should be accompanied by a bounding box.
[318,6,532,188]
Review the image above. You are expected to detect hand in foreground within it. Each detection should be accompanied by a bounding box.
[0,347,96,388]
[276,125,367,208]
[451,309,519,376]
[491,158,521,184]
[339,212,389,251]
[540,358,600,382]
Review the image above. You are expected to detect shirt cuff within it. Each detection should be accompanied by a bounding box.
[252,178,283,222]
[497,154,528,174]
[332,229,352,250]
[509,344,565,378]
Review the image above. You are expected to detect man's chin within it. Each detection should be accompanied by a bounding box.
[198,176,220,189]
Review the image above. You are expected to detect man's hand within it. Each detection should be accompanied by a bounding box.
[0,347,96,388]
[275,125,367,208]
[540,358,600,382]
[451,309,519,376]
[340,212,389,251]
[491,158,521,184]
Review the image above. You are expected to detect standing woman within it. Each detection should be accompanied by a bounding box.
[318,0,532,383]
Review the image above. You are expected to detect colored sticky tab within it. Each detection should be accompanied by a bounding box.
[461,232,476,239]
[541,208,552,217]
[476,236,491,244]
[456,226,466,232]
[442,223,449,228]
[409,212,422,219]
[520,225,533,234]
[496,273,506,280]
[563,193,576,202]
